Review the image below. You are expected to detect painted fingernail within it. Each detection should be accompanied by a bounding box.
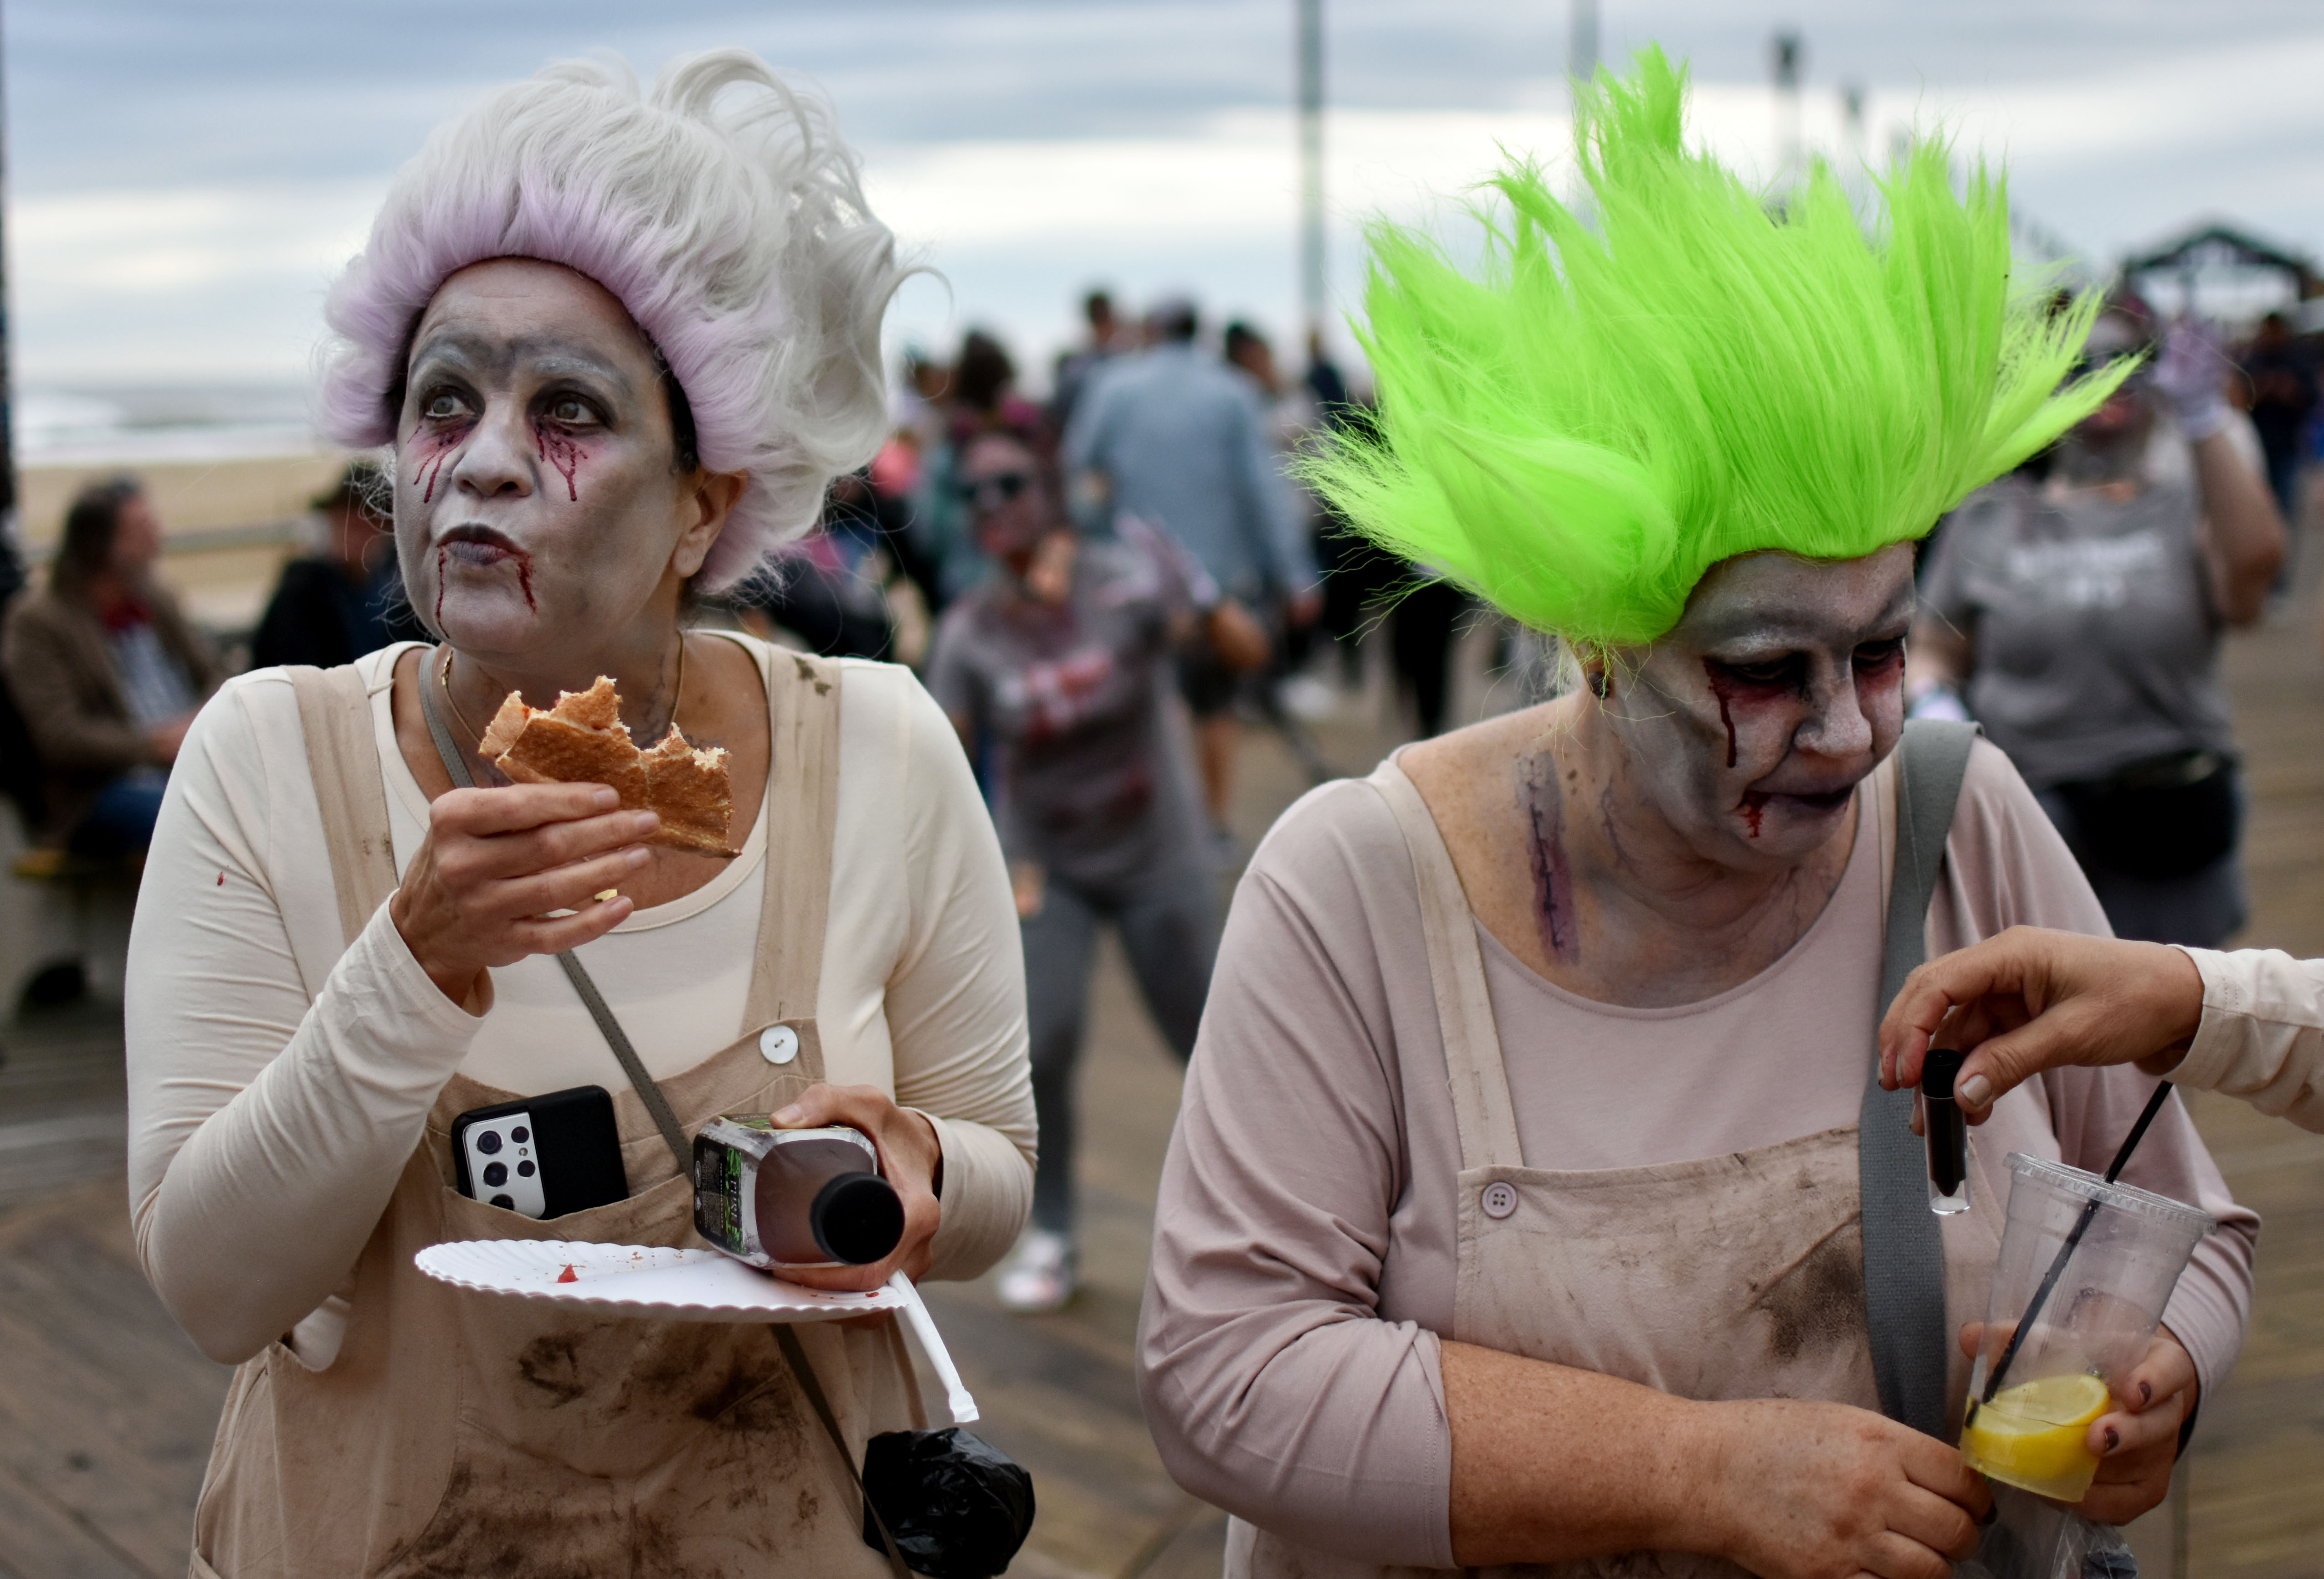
[2103,1426,2120,1453]
[1958,1073,1992,1109]
[2139,1381,2153,1404]
[773,1105,803,1126]
[595,888,618,902]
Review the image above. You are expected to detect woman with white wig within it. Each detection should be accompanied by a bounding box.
[124,52,1034,1575]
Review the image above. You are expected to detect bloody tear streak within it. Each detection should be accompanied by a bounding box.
[536,426,583,501]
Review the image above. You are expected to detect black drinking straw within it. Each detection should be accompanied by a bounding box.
[1967,1080,2178,1422]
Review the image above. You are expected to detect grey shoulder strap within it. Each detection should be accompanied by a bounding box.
[1860,718,1978,1438]
[416,653,693,1179]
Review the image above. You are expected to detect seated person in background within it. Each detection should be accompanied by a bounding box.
[1,475,221,854]
[250,461,427,669]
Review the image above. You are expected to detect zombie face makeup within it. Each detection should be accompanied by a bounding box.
[393,257,720,665]
[1597,542,1915,864]
[962,436,1051,569]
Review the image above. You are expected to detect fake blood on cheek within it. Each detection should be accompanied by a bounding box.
[535,423,585,502]
[410,424,467,505]
[1700,661,1807,770]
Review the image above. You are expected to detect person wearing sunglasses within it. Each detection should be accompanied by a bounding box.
[925,427,1248,1312]
[1908,306,2286,949]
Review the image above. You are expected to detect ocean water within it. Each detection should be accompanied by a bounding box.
[17,385,326,467]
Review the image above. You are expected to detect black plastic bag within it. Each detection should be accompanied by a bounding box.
[859,1427,1035,1579]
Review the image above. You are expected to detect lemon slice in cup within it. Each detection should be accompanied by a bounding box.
[1960,1373,2111,1499]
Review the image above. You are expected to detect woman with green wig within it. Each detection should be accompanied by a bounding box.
[1138,51,2254,1579]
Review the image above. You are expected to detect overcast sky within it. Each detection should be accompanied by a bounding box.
[8,0,2324,393]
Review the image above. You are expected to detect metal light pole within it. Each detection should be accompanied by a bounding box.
[1297,0,1325,345]
[1771,31,1805,194]
[1569,0,1599,95]
[0,0,21,604]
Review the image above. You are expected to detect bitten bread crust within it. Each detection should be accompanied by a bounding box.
[482,676,737,856]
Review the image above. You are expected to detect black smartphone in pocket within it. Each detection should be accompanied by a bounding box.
[451,1085,629,1219]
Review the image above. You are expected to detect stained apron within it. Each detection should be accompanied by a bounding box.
[189,648,920,1579]
[1230,755,2007,1579]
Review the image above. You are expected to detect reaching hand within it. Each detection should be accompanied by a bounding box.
[1879,927,2203,1119]
[2152,318,2232,441]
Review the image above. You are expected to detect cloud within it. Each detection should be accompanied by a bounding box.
[10,4,2321,389]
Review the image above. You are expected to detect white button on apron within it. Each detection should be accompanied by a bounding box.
[1481,1181,1518,1219]
[759,1024,800,1065]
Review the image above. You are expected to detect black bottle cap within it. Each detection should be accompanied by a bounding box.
[809,1171,905,1265]
[1921,1047,1967,1101]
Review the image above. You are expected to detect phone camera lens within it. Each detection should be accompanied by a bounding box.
[517,1160,536,1178]
[490,1194,515,1209]
[482,1162,508,1187]
[476,1131,503,1156]
[511,1126,530,1143]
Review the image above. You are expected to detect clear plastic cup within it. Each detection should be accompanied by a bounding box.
[1959,1152,2215,1502]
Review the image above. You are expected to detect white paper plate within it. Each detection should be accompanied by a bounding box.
[414,1240,908,1323]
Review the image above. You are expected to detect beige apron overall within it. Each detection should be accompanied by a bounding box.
[190,651,923,1579]
[1231,757,2002,1579]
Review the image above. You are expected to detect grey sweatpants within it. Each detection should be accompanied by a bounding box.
[1021,861,1219,1236]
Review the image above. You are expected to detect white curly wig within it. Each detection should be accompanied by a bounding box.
[318,50,905,593]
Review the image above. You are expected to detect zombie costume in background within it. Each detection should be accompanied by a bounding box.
[926,516,1219,1275]
[1138,51,2253,1578]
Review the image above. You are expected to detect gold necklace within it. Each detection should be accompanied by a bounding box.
[436,635,688,745]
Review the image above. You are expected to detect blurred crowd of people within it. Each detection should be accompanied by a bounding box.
[0,283,2317,1315]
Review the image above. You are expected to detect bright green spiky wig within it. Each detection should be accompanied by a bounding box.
[1302,46,2130,648]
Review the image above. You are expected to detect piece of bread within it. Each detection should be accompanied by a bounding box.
[481,676,736,856]
[641,726,736,857]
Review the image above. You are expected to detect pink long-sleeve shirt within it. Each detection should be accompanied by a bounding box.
[1139,740,2258,1569]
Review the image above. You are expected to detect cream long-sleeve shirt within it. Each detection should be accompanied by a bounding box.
[126,638,1034,1366]
[1139,740,2257,1571]
[2179,948,2324,1132]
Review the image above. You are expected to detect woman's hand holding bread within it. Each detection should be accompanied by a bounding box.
[389,783,657,1007]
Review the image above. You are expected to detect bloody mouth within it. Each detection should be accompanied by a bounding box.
[435,533,539,615]
[1736,784,1853,839]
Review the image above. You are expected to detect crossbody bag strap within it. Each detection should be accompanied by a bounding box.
[416,651,693,1178]
[288,662,401,950]
[772,1325,914,1579]
[1859,718,1979,1438]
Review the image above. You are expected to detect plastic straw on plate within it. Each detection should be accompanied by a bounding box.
[888,1270,980,1425]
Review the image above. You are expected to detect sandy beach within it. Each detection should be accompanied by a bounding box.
[20,451,357,632]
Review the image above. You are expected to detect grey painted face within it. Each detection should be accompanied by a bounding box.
[1598,542,1916,867]
[392,257,703,664]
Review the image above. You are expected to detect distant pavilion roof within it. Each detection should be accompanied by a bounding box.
[2121,221,2318,298]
